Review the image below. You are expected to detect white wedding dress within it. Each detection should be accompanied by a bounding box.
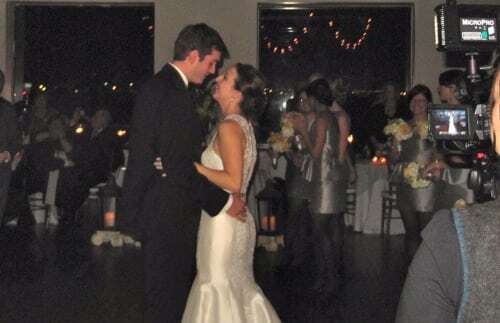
[182,114,281,323]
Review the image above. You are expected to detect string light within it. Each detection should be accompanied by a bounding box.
[264,34,300,56]
[262,11,374,56]
[261,10,315,55]
[329,17,373,50]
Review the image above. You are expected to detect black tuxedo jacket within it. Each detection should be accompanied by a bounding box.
[119,64,228,241]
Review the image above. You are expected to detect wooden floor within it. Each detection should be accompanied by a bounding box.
[0,223,409,323]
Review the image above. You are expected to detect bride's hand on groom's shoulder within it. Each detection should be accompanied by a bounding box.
[227,193,247,222]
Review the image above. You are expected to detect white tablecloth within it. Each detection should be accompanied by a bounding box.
[353,161,405,235]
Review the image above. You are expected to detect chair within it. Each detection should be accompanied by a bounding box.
[29,169,60,227]
[380,182,399,235]
[345,186,356,217]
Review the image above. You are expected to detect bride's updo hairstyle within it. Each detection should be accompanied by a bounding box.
[234,63,267,122]
[306,78,334,108]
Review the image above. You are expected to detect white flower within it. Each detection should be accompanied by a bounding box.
[267,240,279,252]
[110,235,123,247]
[281,125,294,138]
[122,235,135,245]
[91,232,104,246]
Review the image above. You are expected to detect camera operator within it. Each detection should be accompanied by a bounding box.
[396,63,500,323]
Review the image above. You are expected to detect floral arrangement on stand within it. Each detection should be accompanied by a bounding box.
[91,231,141,248]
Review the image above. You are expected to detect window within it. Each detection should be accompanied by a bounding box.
[258,3,413,148]
[12,4,154,124]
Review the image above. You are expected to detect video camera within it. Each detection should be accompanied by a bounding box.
[431,0,499,202]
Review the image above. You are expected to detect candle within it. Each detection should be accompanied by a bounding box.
[104,211,116,228]
[269,215,277,231]
[260,215,269,231]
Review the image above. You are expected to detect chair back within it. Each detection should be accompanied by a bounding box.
[44,170,60,205]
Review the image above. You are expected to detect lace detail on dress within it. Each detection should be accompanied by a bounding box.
[183,114,280,323]
[221,114,258,314]
[222,114,257,196]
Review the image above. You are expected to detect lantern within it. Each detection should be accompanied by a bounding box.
[98,174,121,229]
[255,179,283,235]
[255,179,286,253]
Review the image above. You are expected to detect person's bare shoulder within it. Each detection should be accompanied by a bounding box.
[217,119,244,138]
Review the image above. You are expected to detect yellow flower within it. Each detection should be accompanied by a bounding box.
[267,131,291,153]
[415,121,429,139]
[384,118,414,141]
[454,199,467,209]
[403,162,431,189]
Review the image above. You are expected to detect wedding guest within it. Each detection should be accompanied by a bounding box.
[388,84,446,260]
[58,109,123,218]
[281,87,315,270]
[0,69,22,226]
[293,78,349,307]
[396,66,500,322]
[329,78,356,184]
[27,91,58,143]
[366,83,402,154]
[24,114,73,196]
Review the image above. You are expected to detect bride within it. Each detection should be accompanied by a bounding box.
[158,63,280,322]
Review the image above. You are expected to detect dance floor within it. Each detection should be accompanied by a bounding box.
[0,222,408,323]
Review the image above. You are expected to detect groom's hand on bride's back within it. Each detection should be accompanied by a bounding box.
[227,193,247,222]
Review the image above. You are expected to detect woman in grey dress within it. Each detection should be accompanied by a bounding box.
[281,88,315,269]
[390,84,446,260]
[293,78,350,300]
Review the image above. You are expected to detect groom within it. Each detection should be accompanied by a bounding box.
[119,23,245,322]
